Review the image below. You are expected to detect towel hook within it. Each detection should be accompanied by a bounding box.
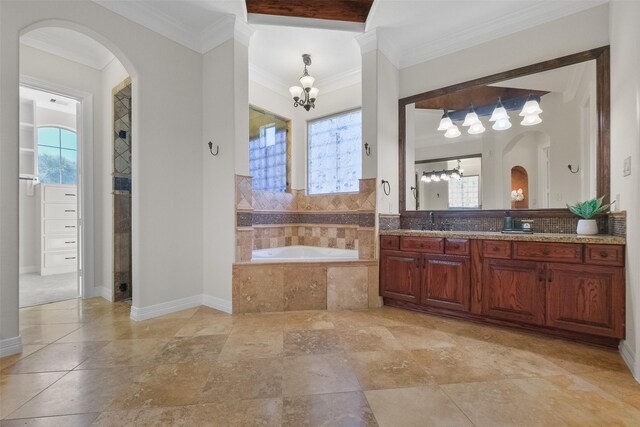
[208,141,219,156]
[567,164,579,174]
[364,142,371,156]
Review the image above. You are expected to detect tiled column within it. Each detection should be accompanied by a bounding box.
[358,178,376,260]
[235,175,254,262]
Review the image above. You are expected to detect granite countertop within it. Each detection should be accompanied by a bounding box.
[379,229,626,245]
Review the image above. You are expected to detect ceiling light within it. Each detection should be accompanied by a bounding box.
[489,98,509,122]
[468,122,486,135]
[519,95,543,116]
[440,171,449,181]
[290,54,318,111]
[431,173,440,182]
[421,173,430,183]
[444,124,461,138]
[521,114,542,126]
[437,110,453,131]
[462,106,480,127]
[492,118,512,131]
[451,171,460,180]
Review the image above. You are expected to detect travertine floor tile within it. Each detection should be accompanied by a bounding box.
[218,329,283,361]
[200,358,282,403]
[365,386,473,427]
[283,311,335,331]
[283,353,360,396]
[115,318,188,340]
[579,369,640,410]
[190,398,282,427]
[283,392,377,427]
[347,350,435,390]
[6,367,140,419]
[0,413,98,427]
[0,345,45,371]
[338,326,403,352]
[283,329,343,356]
[0,372,66,418]
[76,338,168,369]
[91,406,193,427]
[19,323,82,345]
[386,325,458,350]
[174,313,234,336]
[2,342,108,374]
[153,335,227,363]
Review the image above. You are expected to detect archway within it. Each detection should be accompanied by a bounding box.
[511,166,529,209]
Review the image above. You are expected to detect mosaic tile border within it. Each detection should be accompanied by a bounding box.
[247,212,375,227]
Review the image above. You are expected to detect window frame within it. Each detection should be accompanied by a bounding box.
[306,107,362,196]
[447,174,481,209]
[36,125,78,185]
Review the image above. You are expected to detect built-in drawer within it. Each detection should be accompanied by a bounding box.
[45,236,78,251]
[445,239,469,255]
[43,186,77,203]
[44,219,78,235]
[585,244,625,267]
[400,236,444,254]
[44,252,77,268]
[482,240,512,259]
[380,235,400,250]
[513,242,582,264]
[44,203,77,220]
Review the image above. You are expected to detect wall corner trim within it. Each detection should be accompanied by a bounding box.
[0,336,23,358]
[619,340,640,384]
[201,294,233,314]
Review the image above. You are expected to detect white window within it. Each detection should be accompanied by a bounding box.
[307,109,362,195]
[448,175,480,208]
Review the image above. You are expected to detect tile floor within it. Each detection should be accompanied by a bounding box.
[19,272,78,308]
[1,297,640,426]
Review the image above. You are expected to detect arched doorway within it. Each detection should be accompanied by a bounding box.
[511,166,529,209]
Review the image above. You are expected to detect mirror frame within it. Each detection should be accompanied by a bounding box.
[399,46,610,218]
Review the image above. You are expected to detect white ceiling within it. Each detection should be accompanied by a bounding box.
[20,86,78,115]
[19,1,607,94]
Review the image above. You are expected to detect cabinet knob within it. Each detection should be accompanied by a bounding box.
[420,243,425,248]
[492,246,499,252]
[542,248,550,256]
[452,244,459,249]
[599,251,609,258]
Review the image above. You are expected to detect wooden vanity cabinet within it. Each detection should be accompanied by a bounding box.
[380,235,626,345]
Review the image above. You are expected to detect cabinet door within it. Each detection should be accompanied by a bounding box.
[546,264,624,338]
[482,259,545,325]
[422,255,470,312]
[380,250,421,303]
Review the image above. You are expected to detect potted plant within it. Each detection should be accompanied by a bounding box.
[567,196,612,235]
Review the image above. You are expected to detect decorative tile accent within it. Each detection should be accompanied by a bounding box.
[237,212,253,228]
[358,179,377,212]
[113,81,132,176]
[235,175,253,211]
[236,229,253,262]
[379,214,400,231]
[608,212,626,238]
[253,190,297,211]
[250,213,365,225]
[113,177,131,193]
[358,229,375,260]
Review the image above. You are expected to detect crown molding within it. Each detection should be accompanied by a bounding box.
[200,15,235,53]
[315,67,362,94]
[356,28,400,69]
[93,0,201,52]
[398,1,608,69]
[249,63,291,97]
[234,18,255,47]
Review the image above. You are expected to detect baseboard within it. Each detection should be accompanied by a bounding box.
[130,294,204,321]
[620,340,639,382]
[202,294,232,314]
[0,336,23,357]
[19,266,37,274]
[90,286,113,302]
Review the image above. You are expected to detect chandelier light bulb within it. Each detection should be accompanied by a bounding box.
[468,121,486,135]
[492,118,512,130]
[521,114,542,126]
[462,110,480,127]
[437,110,453,131]
[519,99,543,116]
[451,171,460,180]
[444,124,461,138]
[432,173,440,182]
[300,74,315,90]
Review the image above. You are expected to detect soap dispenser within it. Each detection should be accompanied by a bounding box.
[503,211,512,231]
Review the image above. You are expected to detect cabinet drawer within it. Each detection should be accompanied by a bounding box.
[44,219,78,235]
[380,235,400,250]
[585,245,624,267]
[445,239,469,255]
[43,203,77,220]
[44,252,77,268]
[43,186,77,203]
[400,237,444,253]
[482,240,511,259]
[513,242,582,264]
[45,236,78,251]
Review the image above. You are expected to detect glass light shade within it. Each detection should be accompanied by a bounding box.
[458,167,464,174]
[462,111,480,127]
[289,86,303,100]
[451,172,460,180]
[492,118,512,131]
[489,106,509,122]
[441,172,449,181]
[308,87,319,100]
[468,122,486,134]
[300,75,315,90]
[519,99,543,116]
[431,174,440,182]
[421,174,429,182]
[437,116,453,131]
[444,125,461,138]
[520,114,542,126]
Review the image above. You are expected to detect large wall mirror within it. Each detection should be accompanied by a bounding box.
[400,47,610,214]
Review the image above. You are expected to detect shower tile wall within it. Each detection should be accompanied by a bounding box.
[113,79,132,301]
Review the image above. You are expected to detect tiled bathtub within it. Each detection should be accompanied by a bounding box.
[232,257,380,313]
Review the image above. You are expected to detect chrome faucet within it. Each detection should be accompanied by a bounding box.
[428,212,435,230]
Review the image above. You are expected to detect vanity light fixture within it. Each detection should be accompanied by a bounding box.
[490,98,512,130]
[468,121,486,135]
[421,172,431,183]
[519,94,543,126]
[462,106,481,127]
[289,54,319,111]
[421,161,464,184]
[444,124,461,138]
[437,110,453,131]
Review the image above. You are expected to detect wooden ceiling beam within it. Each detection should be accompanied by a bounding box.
[246,0,375,23]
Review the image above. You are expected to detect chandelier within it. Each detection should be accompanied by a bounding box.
[437,95,543,138]
[289,54,319,111]
[421,160,465,183]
